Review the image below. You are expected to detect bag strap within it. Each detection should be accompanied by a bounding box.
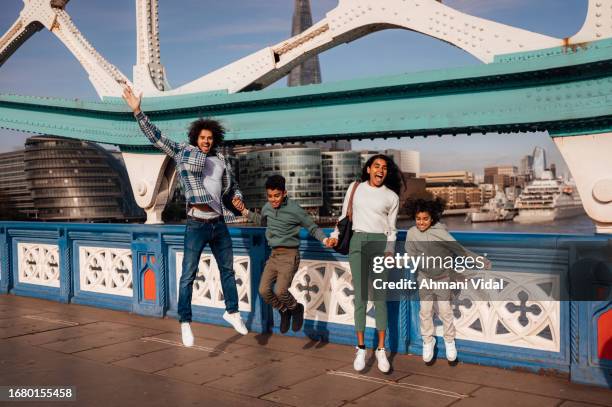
[347,181,360,221]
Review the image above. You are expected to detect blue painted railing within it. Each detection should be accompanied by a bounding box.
[0,221,610,388]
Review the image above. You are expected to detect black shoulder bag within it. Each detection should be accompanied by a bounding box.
[334,182,360,255]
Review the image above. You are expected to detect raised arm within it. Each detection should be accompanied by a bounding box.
[122,86,181,157]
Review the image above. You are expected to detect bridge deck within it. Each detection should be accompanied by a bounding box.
[1,294,610,407]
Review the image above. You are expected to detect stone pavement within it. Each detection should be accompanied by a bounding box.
[1,294,610,407]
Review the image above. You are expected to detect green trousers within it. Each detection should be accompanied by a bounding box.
[349,232,388,332]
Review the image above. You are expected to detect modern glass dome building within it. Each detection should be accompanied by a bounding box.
[23,136,143,221]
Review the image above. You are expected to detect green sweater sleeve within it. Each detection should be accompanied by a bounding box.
[247,209,266,226]
[297,205,326,243]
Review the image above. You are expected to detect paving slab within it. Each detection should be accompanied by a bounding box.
[112,345,217,373]
[262,371,385,407]
[5,323,116,346]
[73,339,173,363]
[206,354,346,397]
[229,345,297,364]
[399,374,481,395]
[39,326,164,354]
[0,319,70,338]
[559,402,610,407]
[390,354,612,406]
[147,331,248,353]
[156,352,259,384]
[0,340,278,407]
[452,387,561,407]
[349,380,462,407]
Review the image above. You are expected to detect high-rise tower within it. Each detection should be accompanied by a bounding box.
[287,0,322,87]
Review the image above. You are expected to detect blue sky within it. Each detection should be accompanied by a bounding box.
[0,0,588,175]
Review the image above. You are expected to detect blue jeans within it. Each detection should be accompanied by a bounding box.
[177,218,239,322]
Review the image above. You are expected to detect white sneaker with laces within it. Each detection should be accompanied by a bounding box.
[375,348,390,373]
[353,347,367,372]
[180,322,194,347]
[445,339,457,362]
[223,311,248,335]
[423,338,435,363]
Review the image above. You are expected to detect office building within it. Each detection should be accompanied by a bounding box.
[0,150,37,219]
[421,171,475,184]
[385,149,420,176]
[321,151,361,216]
[238,147,323,213]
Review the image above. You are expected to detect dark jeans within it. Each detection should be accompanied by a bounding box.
[178,218,239,323]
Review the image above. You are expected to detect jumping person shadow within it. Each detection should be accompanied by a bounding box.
[211,333,243,356]
[302,319,330,349]
[212,299,265,354]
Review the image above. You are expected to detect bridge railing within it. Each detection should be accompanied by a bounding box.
[0,221,610,387]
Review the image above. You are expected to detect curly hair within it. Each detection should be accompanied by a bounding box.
[187,118,225,151]
[265,174,286,191]
[360,154,402,196]
[405,197,446,225]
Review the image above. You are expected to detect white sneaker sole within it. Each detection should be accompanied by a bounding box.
[223,312,248,335]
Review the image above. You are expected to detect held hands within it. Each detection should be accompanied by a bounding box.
[121,85,142,115]
[232,197,247,215]
[324,237,338,248]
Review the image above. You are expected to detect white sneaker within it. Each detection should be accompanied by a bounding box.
[423,338,435,363]
[180,322,194,347]
[353,347,367,372]
[445,339,457,362]
[223,311,248,335]
[375,348,390,373]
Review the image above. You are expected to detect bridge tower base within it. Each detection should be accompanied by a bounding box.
[121,152,176,224]
[553,132,612,234]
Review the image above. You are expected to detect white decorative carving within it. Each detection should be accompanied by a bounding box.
[435,270,561,352]
[175,252,251,312]
[79,246,133,297]
[289,260,376,328]
[17,242,60,287]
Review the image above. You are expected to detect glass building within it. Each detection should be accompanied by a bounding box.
[238,147,323,212]
[23,136,143,221]
[0,150,37,219]
[321,151,361,216]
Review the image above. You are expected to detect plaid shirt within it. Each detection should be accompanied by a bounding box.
[135,112,243,222]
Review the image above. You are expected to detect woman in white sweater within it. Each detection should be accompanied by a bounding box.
[332,154,401,373]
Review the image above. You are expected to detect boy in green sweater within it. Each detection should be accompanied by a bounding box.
[233,175,335,333]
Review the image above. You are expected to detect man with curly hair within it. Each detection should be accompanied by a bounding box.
[122,86,247,347]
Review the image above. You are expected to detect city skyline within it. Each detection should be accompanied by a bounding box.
[0,0,587,174]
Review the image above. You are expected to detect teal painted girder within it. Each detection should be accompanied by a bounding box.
[1,39,612,149]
